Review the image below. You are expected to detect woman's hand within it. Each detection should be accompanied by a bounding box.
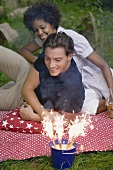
[20,103,41,122]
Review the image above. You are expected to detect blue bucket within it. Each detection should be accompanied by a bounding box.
[49,139,77,170]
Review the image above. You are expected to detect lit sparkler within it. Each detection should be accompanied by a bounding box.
[41,111,67,149]
[41,116,54,138]
[53,115,67,149]
[66,113,94,149]
[41,111,94,150]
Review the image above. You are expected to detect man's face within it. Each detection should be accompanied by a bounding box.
[32,19,56,42]
[44,47,72,76]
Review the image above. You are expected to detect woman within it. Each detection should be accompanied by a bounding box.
[20,32,85,122]
[0,1,113,114]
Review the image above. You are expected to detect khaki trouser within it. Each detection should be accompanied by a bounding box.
[0,46,31,110]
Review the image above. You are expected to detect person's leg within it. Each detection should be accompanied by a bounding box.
[0,81,15,89]
[0,46,31,110]
[81,89,100,115]
[82,89,107,115]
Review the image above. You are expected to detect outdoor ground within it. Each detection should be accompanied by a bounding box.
[0,1,113,169]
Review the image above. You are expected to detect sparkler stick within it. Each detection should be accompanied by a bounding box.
[52,139,57,149]
[59,142,62,150]
[66,137,75,150]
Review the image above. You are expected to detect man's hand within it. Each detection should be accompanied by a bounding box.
[20,103,41,122]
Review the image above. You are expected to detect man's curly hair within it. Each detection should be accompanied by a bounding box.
[23,1,62,31]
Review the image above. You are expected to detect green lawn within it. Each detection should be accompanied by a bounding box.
[0,151,113,170]
[0,1,113,169]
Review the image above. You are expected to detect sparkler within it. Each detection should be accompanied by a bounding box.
[41,110,67,149]
[53,115,67,149]
[41,116,56,148]
[41,111,94,150]
[66,113,94,149]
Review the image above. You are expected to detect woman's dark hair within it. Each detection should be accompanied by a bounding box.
[43,32,74,56]
[23,1,61,31]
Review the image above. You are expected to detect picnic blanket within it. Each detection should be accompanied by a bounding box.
[0,108,113,162]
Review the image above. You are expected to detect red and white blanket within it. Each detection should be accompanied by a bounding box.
[0,109,113,162]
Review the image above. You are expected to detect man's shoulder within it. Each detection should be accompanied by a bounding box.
[34,52,45,71]
[61,60,81,86]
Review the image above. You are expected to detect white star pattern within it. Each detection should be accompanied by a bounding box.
[10,118,14,120]
[12,112,16,115]
[2,120,9,127]
[9,125,13,128]
[26,123,33,129]
[20,120,24,124]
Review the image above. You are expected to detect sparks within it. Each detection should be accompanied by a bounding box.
[68,114,94,141]
[41,111,94,150]
[41,116,54,139]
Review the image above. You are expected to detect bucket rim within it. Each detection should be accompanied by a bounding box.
[49,138,78,151]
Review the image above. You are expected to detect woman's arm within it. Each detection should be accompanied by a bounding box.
[18,39,41,64]
[87,51,113,99]
[71,31,113,92]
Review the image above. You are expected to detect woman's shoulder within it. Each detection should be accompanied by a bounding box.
[58,26,84,38]
[58,26,93,55]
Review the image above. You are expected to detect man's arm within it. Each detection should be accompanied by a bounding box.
[20,67,61,122]
[21,67,49,120]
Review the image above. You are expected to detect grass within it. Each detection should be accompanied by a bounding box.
[0,1,113,169]
[0,151,113,170]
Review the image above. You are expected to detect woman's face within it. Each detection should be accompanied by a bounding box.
[32,19,57,42]
[44,47,72,76]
